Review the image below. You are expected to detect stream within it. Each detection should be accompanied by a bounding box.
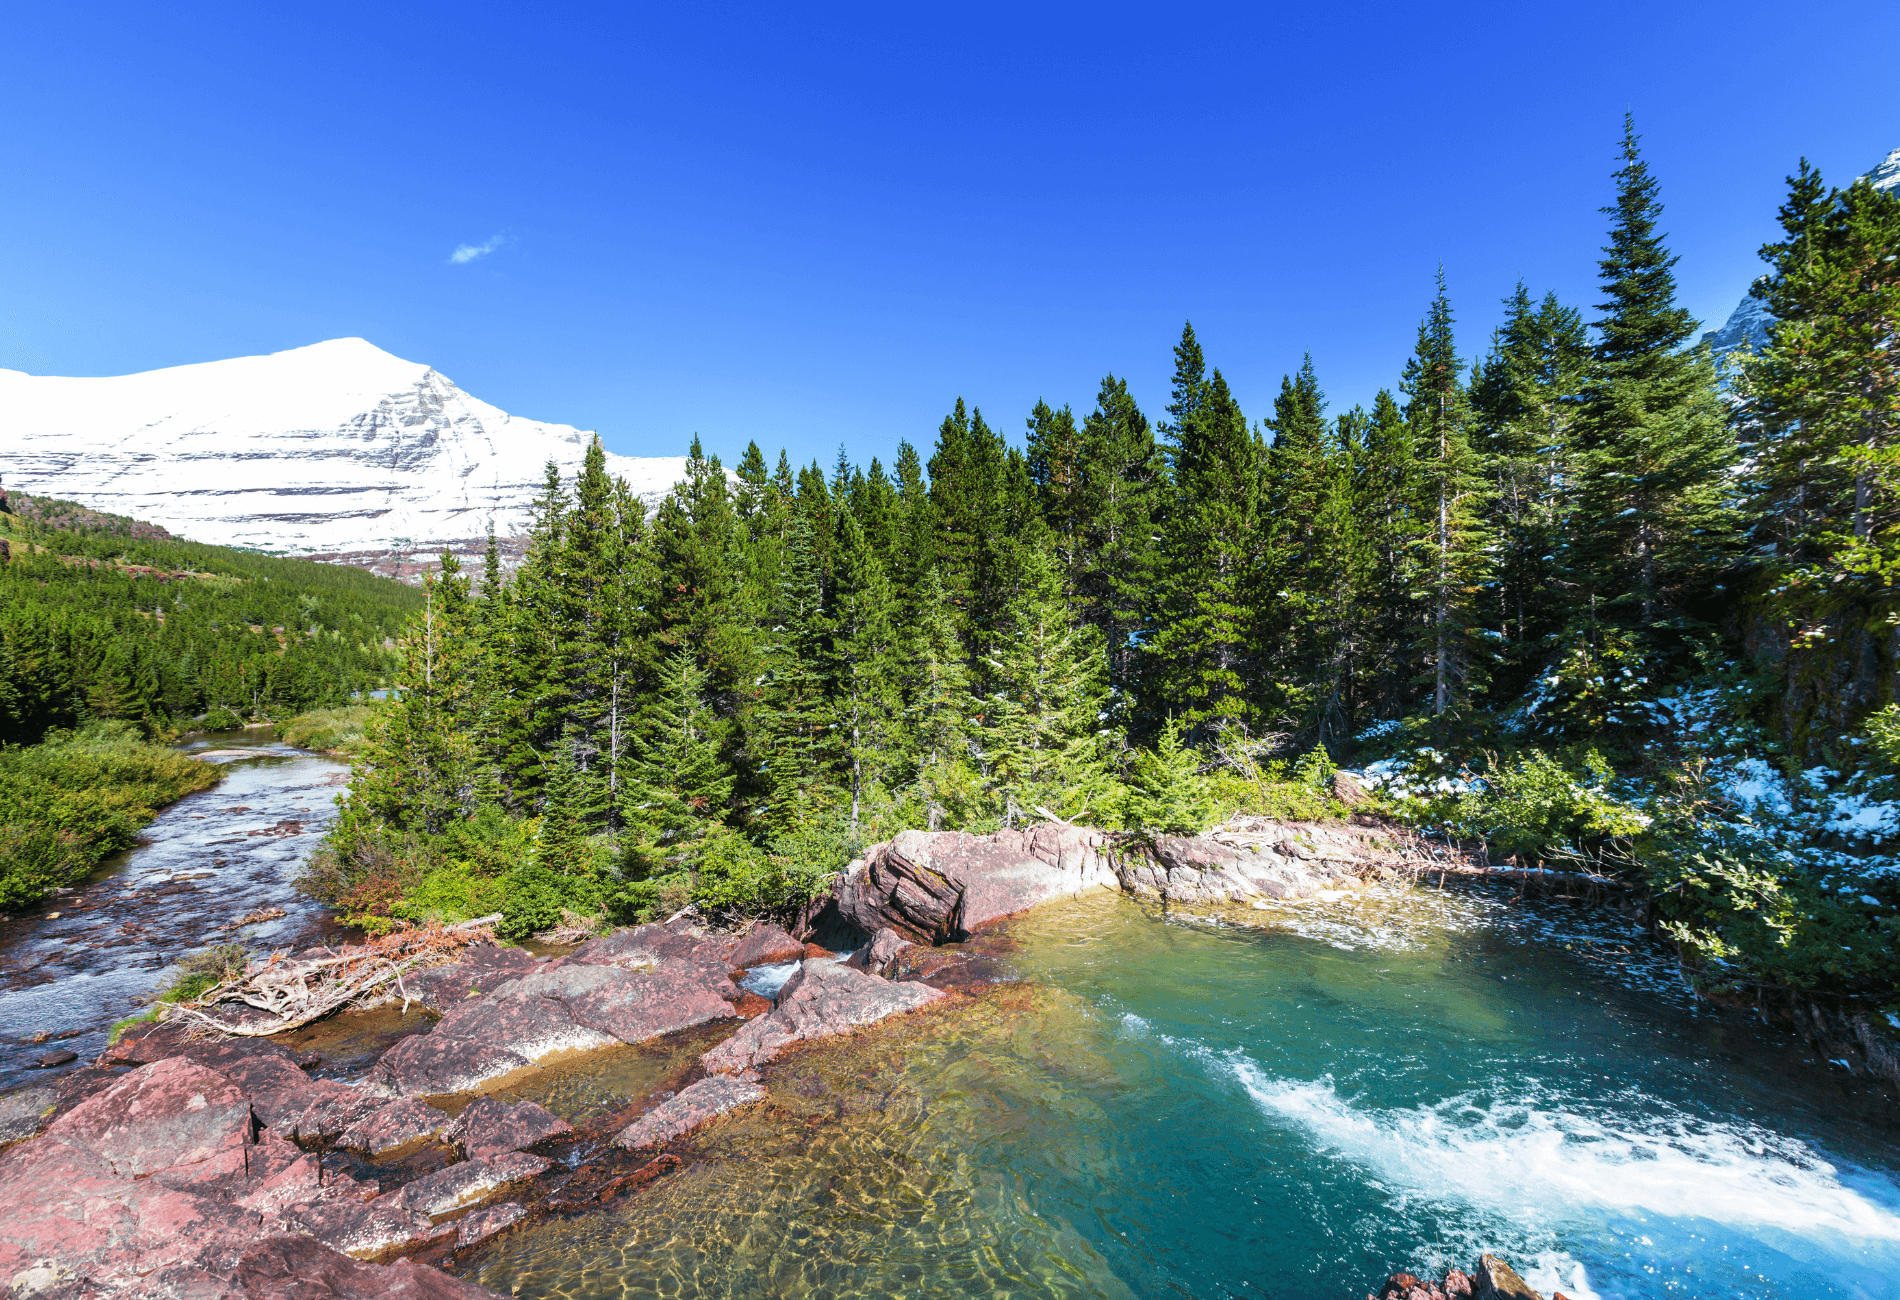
[457,888,1900,1300]
[0,728,350,1093]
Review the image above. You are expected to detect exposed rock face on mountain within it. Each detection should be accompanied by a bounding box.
[1702,146,1900,361]
[0,338,686,577]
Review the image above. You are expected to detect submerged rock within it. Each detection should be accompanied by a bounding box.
[702,958,945,1077]
[614,1075,767,1150]
[447,1096,571,1161]
[386,1153,551,1218]
[1367,1256,1557,1300]
[455,1201,527,1249]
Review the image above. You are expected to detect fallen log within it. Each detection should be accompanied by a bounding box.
[165,919,499,1037]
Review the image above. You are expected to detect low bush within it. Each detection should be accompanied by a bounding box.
[0,722,221,910]
[202,705,246,731]
[275,705,379,755]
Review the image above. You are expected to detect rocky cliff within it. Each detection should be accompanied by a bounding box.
[0,338,687,577]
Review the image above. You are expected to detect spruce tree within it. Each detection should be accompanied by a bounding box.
[971,543,1109,824]
[1353,389,1426,718]
[1470,284,1590,681]
[1072,376,1165,724]
[1152,323,1261,731]
[1402,271,1491,718]
[826,509,903,834]
[618,650,735,877]
[753,505,833,831]
[1571,117,1739,635]
[1749,163,1900,566]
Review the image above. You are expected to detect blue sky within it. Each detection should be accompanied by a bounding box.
[3,2,1897,473]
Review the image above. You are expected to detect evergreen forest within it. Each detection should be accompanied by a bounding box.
[220,125,1900,1004]
[0,493,420,908]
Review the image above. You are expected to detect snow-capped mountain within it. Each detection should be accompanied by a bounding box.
[1701,146,1900,359]
[0,338,688,576]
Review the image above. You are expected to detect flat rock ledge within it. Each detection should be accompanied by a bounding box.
[614,1076,766,1151]
[830,818,1410,942]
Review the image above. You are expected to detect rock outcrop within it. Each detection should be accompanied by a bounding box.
[614,1076,767,1151]
[447,1097,571,1161]
[701,959,945,1077]
[831,819,1399,939]
[835,823,1120,942]
[364,941,738,1097]
[0,1056,504,1299]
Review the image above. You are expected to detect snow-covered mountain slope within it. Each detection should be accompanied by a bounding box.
[1701,146,1900,359]
[0,338,686,575]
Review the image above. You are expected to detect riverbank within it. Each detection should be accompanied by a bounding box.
[0,732,351,1093]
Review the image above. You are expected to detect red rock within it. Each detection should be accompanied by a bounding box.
[730,923,806,968]
[32,1048,78,1068]
[431,986,618,1059]
[285,1080,386,1144]
[834,824,1118,942]
[365,1035,536,1099]
[732,992,772,1018]
[613,1075,766,1150]
[447,1096,571,1161]
[843,926,913,978]
[455,1200,527,1248]
[338,1099,452,1155]
[701,958,944,1077]
[385,1153,550,1218]
[124,1232,505,1299]
[284,1196,438,1258]
[45,1057,254,1179]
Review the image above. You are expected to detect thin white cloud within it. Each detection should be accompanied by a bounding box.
[449,234,507,265]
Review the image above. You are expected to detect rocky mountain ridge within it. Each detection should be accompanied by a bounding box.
[0,338,687,579]
[1701,145,1900,359]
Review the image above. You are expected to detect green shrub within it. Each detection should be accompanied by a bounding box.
[275,705,378,755]
[389,860,511,927]
[162,943,248,1002]
[1643,817,1900,999]
[0,722,221,909]
[202,705,245,731]
[496,865,608,940]
[1456,748,1649,866]
[1121,718,1213,834]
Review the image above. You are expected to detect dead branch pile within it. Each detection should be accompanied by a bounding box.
[165,914,502,1037]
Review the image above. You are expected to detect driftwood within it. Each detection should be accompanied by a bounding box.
[166,915,502,1037]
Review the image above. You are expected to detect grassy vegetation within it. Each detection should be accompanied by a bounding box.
[0,721,221,911]
[275,704,380,755]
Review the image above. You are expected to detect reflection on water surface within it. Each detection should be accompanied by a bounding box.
[454,886,1900,1299]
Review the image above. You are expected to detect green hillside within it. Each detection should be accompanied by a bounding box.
[0,490,421,746]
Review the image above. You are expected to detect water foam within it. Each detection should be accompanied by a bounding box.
[1224,1057,1900,1244]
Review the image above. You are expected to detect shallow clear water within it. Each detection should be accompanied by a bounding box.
[0,730,348,1089]
[461,887,1900,1300]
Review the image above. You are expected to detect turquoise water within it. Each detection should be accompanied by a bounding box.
[461,886,1900,1299]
